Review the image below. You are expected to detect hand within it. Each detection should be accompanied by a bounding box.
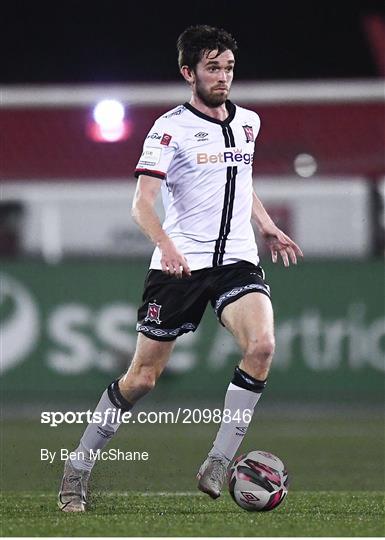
[157,238,191,278]
[262,224,303,267]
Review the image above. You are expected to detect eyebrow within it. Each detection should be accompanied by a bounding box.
[205,59,235,66]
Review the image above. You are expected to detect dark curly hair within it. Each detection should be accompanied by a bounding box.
[177,25,238,71]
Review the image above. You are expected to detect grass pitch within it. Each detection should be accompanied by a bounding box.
[1,491,384,537]
[1,411,384,536]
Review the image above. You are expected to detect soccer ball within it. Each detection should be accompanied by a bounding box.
[228,450,289,511]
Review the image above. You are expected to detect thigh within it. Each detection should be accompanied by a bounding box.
[220,291,274,353]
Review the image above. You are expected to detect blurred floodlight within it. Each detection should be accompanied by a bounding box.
[89,99,129,142]
[93,99,125,127]
[294,153,318,178]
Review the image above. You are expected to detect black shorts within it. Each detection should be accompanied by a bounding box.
[136,261,271,342]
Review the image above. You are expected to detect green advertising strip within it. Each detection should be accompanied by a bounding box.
[1,259,384,404]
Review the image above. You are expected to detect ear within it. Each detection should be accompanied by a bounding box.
[180,65,195,85]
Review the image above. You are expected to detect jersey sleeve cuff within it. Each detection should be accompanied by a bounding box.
[134,169,166,180]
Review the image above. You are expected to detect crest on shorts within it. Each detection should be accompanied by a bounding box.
[144,302,162,324]
[242,124,254,143]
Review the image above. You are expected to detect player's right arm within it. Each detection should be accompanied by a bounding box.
[132,174,191,278]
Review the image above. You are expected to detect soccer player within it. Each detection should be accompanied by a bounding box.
[58,25,303,512]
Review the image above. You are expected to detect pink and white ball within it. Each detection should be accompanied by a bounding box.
[228,450,289,511]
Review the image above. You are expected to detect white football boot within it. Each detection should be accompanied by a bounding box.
[197,454,229,499]
[58,458,90,512]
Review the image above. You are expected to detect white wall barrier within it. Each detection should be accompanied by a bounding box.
[1,177,372,260]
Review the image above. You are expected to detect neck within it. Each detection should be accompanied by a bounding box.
[189,95,229,121]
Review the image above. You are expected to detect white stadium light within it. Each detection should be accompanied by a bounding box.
[93,99,125,128]
[89,99,129,142]
[294,153,318,178]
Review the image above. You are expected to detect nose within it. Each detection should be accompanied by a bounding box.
[215,71,229,85]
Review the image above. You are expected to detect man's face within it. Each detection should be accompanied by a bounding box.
[193,49,235,107]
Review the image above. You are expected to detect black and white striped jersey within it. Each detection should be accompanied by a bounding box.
[135,100,261,270]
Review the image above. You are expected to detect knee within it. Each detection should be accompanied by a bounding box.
[120,365,158,399]
[244,335,275,366]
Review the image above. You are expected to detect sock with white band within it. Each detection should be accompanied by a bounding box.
[209,366,267,462]
[70,379,132,472]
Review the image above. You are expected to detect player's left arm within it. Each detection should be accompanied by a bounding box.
[251,191,303,267]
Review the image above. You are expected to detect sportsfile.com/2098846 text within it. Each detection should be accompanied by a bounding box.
[40,408,253,427]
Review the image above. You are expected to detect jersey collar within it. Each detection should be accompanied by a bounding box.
[184,100,236,126]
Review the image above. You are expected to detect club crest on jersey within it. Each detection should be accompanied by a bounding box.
[160,133,172,146]
[145,302,162,324]
[242,124,254,143]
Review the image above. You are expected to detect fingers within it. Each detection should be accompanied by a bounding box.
[280,233,304,259]
[279,249,290,267]
[163,261,182,277]
[181,259,192,277]
[289,240,304,258]
[161,257,191,278]
[271,243,301,266]
[287,245,297,265]
[269,231,303,266]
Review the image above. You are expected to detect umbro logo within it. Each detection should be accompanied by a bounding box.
[194,132,209,141]
[97,427,114,439]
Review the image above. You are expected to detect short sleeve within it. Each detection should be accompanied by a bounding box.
[252,112,261,141]
[134,118,179,179]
